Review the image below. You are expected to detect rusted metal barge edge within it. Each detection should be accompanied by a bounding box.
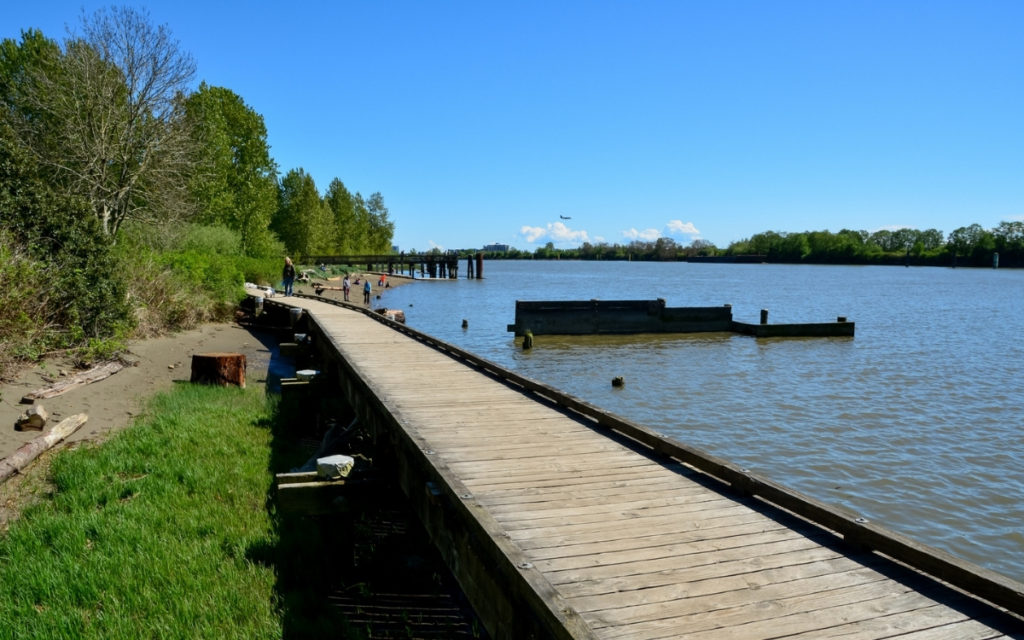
[506,298,855,337]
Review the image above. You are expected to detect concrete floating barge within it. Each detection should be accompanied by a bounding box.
[506,298,855,338]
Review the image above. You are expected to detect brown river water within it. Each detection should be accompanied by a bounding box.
[371,260,1024,583]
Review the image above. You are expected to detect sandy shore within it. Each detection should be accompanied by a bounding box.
[0,270,415,463]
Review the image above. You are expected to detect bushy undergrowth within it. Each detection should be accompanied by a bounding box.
[0,384,281,638]
[0,129,134,375]
[0,234,51,370]
[114,223,281,337]
[0,218,281,377]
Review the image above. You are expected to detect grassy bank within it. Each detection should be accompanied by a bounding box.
[0,384,281,639]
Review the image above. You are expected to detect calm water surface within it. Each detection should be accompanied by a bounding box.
[370,260,1024,582]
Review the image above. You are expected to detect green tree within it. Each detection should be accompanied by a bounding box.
[272,168,332,257]
[365,191,395,253]
[917,229,945,251]
[778,232,811,261]
[947,223,991,264]
[184,83,278,256]
[350,192,372,253]
[653,237,678,260]
[868,229,896,251]
[2,8,196,238]
[324,178,357,254]
[0,118,132,347]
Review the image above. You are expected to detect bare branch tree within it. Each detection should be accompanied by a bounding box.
[12,6,197,236]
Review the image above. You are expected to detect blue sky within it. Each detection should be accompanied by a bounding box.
[5,1,1023,251]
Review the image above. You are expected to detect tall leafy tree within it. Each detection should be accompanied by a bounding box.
[947,223,991,261]
[350,192,372,254]
[3,7,196,237]
[184,83,278,256]
[324,178,357,254]
[272,168,332,257]
[0,118,132,343]
[364,191,395,253]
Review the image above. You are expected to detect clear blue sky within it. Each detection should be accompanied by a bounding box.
[5,1,1023,251]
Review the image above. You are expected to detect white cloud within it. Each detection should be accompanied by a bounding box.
[521,222,590,244]
[548,221,589,243]
[666,220,700,236]
[623,227,661,241]
[520,225,546,242]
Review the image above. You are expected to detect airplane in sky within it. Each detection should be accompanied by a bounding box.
[560,215,571,220]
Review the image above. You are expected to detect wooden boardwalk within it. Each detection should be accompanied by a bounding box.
[269,295,1023,639]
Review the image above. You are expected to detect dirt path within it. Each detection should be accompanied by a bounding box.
[0,270,416,462]
[0,322,275,461]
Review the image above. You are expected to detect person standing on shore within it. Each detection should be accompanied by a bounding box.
[342,274,350,301]
[282,257,296,296]
[363,278,372,305]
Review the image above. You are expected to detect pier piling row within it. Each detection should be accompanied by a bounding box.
[302,251,484,279]
[257,294,1020,639]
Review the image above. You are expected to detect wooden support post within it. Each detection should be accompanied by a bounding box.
[275,479,351,515]
[190,352,246,388]
[476,252,484,279]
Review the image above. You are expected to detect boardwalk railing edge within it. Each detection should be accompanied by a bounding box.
[274,293,1024,619]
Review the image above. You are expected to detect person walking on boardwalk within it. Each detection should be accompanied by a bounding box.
[363,278,372,305]
[342,274,350,301]
[282,257,296,296]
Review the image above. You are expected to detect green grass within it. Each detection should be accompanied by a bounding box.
[0,384,281,639]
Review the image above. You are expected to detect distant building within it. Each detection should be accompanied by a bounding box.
[483,243,510,252]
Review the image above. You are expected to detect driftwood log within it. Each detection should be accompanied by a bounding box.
[21,361,125,404]
[190,353,246,388]
[0,413,88,483]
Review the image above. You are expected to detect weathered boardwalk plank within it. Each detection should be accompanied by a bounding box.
[271,296,1023,639]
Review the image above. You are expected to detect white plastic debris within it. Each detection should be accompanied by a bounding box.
[316,454,355,480]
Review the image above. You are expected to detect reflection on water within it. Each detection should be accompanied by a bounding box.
[372,261,1024,582]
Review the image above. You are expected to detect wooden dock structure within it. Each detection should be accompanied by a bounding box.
[506,299,855,338]
[301,250,483,279]
[259,294,1024,639]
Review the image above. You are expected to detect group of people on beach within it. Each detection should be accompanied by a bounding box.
[281,257,373,304]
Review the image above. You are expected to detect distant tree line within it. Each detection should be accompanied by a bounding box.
[0,7,394,375]
[471,222,1023,267]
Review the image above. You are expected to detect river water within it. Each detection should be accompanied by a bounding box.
[371,260,1024,583]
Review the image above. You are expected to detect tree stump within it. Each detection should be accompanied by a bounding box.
[190,353,246,388]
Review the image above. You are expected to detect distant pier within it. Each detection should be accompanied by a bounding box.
[303,251,484,279]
